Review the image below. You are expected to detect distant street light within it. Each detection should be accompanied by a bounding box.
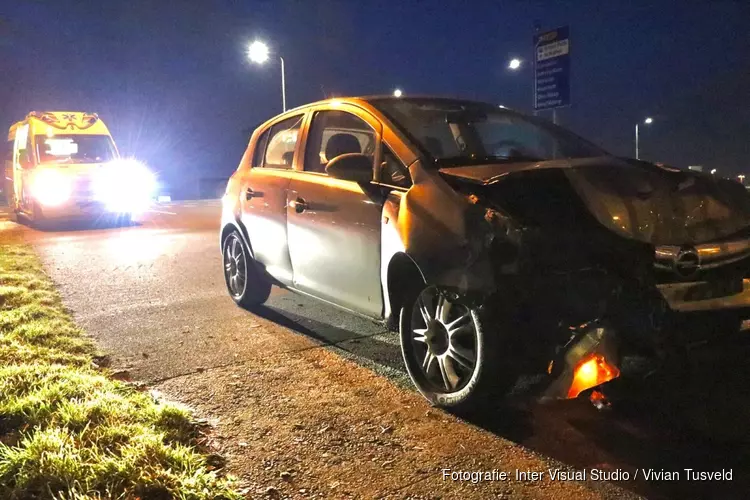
[635,117,653,160]
[738,174,745,184]
[711,169,717,175]
[247,40,286,112]
[508,58,522,70]
[393,88,403,98]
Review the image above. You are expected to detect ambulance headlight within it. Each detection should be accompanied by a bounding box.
[94,159,156,213]
[32,169,72,207]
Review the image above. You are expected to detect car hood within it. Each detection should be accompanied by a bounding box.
[439,156,750,246]
[437,156,622,184]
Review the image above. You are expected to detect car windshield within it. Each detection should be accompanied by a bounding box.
[35,134,117,164]
[369,98,608,166]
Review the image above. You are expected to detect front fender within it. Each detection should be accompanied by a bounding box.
[219,186,254,259]
[389,160,496,294]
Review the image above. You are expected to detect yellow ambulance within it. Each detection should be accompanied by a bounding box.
[4,111,155,224]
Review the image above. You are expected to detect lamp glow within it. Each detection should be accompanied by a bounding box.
[508,58,522,70]
[32,169,72,207]
[393,88,403,98]
[247,41,270,64]
[93,159,156,213]
[644,117,653,124]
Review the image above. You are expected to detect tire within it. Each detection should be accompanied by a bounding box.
[30,201,47,229]
[399,284,514,413]
[222,231,271,309]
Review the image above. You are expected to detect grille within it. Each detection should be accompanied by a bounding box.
[72,175,95,199]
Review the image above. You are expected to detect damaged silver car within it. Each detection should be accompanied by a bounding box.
[220,97,750,412]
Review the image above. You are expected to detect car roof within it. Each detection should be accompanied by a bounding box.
[286,95,503,108]
[265,95,517,124]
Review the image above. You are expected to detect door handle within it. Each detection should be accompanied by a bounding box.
[246,188,263,200]
[289,197,308,213]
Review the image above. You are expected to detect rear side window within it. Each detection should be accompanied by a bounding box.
[251,128,269,168]
[264,115,303,169]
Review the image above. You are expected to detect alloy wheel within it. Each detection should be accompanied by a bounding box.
[409,286,479,393]
[224,234,247,299]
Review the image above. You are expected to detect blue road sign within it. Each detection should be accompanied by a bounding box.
[534,26,570,111]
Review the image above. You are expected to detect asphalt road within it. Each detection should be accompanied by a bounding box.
[10,201,750,499]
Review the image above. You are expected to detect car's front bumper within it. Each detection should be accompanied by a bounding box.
[37,199,127,219]
[658,278,750,314]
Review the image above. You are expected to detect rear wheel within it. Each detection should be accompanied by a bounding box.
[222,231,271,309]
[399,284,513,413]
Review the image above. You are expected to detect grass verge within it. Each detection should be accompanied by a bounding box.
[0,243,240,499]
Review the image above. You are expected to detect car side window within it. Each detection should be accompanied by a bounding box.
[264,115,303,169]
[303,110,375,174]
[380,146,411,188]
[251,128,269,168]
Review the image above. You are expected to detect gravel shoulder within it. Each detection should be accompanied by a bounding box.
[155,343,637,499]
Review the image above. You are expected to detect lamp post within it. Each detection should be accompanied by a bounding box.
[393,88,403,97]
[248,40,286,112]
[635,117,653,160]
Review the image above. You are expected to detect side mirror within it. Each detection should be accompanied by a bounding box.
[325,153,373,183]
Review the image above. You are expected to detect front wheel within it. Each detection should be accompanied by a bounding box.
[29,200,47,228]
[399,284,514,413]
[222,231,271,309]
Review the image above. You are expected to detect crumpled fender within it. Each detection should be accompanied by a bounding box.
[381,160,496,297]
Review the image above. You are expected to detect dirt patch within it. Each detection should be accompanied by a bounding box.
[156,346,636,499]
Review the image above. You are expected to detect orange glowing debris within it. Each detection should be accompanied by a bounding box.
[567,354,620,399]
[589,389,611,409]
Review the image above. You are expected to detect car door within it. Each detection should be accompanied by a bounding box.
[286,106,384,317]
[240,113,305,285]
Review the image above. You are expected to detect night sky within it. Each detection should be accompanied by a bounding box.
[2,1,749,195]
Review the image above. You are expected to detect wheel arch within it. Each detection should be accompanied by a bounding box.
[384,252,427,330]
[220,219,255,260]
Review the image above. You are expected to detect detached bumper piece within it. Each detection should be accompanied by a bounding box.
[543,322,621,405]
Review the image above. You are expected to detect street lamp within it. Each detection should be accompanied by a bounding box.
[247,40,286,112]
[711,169,717,175]
[393,88,403,97]
[635,117,653,160]
[738,174,745,184]
[508,58,522,70]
